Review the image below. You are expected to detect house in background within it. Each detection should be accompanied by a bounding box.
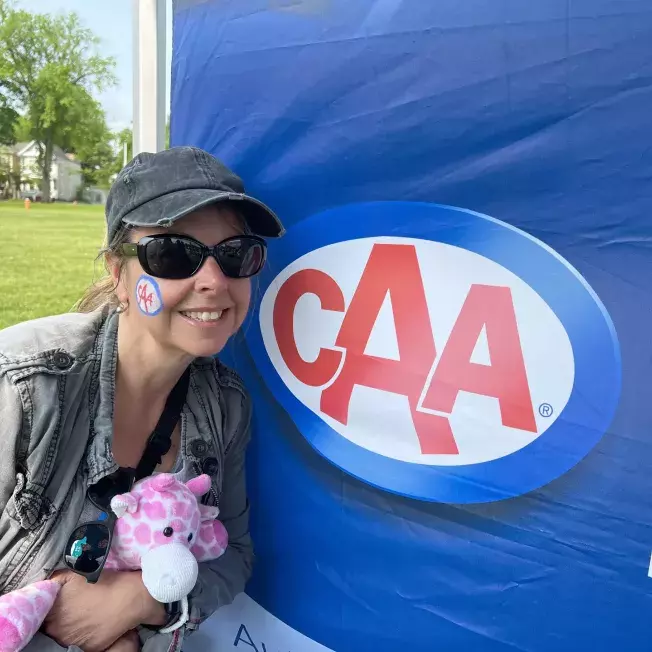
[0,146,21,199]
[0,141,82,201]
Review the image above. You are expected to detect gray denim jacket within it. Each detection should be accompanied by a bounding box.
[0,308,253,652]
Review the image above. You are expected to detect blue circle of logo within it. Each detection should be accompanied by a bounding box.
[244,202,621,503]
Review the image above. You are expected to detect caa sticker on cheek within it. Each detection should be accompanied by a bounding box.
[136,274,163,316]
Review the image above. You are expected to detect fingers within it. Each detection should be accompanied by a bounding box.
[48,569,73,586]
[104,631,140,652]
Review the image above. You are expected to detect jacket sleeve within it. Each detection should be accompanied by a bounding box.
[185,392,254,631]
[0,370,23,592]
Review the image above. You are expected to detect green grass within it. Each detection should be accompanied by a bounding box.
[0,200,106,329]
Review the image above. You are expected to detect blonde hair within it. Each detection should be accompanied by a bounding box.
[75,226,132,313]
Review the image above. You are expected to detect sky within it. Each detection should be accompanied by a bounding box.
[17,0,173,132]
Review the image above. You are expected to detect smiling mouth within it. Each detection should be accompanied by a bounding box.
[180,310,224,323]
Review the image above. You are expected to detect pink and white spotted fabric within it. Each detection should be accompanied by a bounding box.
[0,580,59,652]
[106,473,229,570]
[0,473,228,652]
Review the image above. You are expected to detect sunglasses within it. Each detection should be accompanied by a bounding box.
[63,468,135,583]
[121,234,267,280]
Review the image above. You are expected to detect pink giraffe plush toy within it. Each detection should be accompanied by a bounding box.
[0,474,228,652]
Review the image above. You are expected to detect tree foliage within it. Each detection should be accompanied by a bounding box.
[0,1,116,199]
[65,93,115,187]
[115,127,133,167]
[0,101,17,145]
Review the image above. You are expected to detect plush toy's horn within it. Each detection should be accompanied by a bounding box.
[186,474,211,497]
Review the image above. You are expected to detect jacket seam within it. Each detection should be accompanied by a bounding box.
[107,326,118,424]
[213,357,246,388]
[40,374,65,481]
[224,387,252,458]
[15,377,33,465]
[189,371,223,500]
[1,530,38,592]
[0,350,99,368]
[190,368,209,422]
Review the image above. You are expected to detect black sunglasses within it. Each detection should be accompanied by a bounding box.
[63,468,135,583]
[121,234,267,280]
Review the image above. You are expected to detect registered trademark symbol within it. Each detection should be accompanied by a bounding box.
[539,403,553,418]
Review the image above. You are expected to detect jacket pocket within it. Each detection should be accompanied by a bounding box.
[5,471,55,531]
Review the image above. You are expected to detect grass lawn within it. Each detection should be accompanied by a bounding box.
[0,200,106,330]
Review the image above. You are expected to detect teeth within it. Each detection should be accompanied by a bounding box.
[182,310,223,322]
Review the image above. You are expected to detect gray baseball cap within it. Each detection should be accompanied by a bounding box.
[105,146,284,245]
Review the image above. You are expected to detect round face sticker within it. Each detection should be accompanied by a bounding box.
[136,275,163,316]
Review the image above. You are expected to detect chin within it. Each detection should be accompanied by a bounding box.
[180,335,232,359]
[173,309,239,358]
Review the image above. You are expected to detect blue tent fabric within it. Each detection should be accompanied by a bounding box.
[171,1,652,650]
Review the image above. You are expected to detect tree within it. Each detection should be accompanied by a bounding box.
[65,93,115,187]
[0,1,116,200]
[115,127,133,166]
[107,117,170,181]
[12,112,31,142]
[0,100,17,145]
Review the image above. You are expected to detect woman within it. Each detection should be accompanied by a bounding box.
[0,146,284,651]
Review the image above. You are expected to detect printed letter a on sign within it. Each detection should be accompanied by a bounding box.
[234,623,259,651]
[320,243,459,454]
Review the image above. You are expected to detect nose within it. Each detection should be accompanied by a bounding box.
[194,255,228,293]
[141,543,198,603]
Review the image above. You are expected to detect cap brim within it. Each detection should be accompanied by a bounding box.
[121,188,285,238]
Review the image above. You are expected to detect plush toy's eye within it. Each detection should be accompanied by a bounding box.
[187,533,193,542]
[163,527,174,537]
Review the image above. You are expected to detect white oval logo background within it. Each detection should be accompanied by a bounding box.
[260,237,575,467]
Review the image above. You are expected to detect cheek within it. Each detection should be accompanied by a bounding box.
[158,280,195,311]
[134,278,193,315]
[118,261,142,302]
[133,274,165,316]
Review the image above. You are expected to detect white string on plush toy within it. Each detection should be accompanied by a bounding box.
[159,596,189,634]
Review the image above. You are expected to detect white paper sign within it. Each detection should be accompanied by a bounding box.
[184,593,335,652]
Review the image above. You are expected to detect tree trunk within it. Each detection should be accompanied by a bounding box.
[40,137,53,202]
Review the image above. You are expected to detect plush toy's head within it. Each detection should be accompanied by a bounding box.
[109,473,222,603]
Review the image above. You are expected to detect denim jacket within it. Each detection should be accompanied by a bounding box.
[0,308,253,652]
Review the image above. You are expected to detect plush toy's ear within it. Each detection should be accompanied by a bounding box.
[186,474,211,497]
[198,503,220,522]
[110,492,139,518]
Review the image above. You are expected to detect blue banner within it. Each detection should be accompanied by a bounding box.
[171,1,652,650]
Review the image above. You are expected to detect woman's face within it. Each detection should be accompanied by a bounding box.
[112,205,252,359]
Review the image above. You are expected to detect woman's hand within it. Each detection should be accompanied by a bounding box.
[42,570,166,652]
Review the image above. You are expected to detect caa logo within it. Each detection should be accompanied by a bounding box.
[246,202,621,503]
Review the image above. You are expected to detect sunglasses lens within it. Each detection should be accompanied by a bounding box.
[64,524,111,575]
[144,236,204,279]
[87,468,134,511]
[217,237,266,278]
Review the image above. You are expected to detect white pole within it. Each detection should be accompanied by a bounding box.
[123,141,128,167]
[133,0,167,156]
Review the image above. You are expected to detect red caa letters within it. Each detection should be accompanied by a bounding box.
[273,243,536,455]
